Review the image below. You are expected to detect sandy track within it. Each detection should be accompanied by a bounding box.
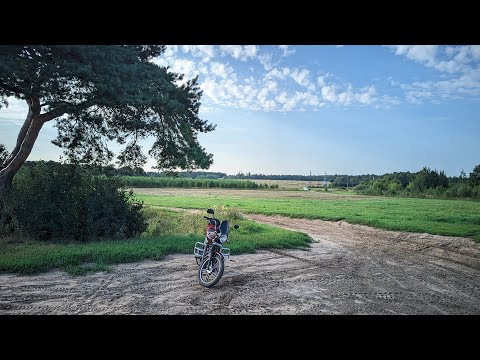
[1,214,479,314]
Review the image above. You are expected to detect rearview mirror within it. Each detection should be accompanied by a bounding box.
[234,224,239,229]
[207,208,214,215]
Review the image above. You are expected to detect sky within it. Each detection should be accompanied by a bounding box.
[1,45,479,177]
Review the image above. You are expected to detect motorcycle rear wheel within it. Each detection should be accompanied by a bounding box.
[198,253,224,288]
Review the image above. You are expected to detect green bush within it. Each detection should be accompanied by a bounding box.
[0,162,146,242]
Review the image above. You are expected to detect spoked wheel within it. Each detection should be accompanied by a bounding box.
[198,253,224,288]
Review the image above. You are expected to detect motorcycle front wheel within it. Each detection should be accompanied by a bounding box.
[198,253,224,288]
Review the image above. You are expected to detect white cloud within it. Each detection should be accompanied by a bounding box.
[356,86,376,105]
[389,45,439,67]
[0,97,28,124]
[471,45,480,60]
[290,68,311,87]
[224,80,243,99]
[200,78,227,103]
[257,81,277,102]
[282,93,302,111]
[258,53,273,71]
[219,45,258,61]
[197,62,209,76]
[317,76,326,87]
[180,45,216,61]
[445,46,457,56]
[387,45,479,74]
[244,76,256,85]
[275,92,289,104]
[433,60,466,74]
[210,61,235,79]
[265,68,285,80]
[319,83,380,107]
[406,90,433,104]
[380,95,401,107]
[164,45,178,57]
[336,45,344,48]
[337,89,354,106]
[255,81,278,110]
[261,100,276,110]
[387,76,400,86]
[279,45,296,57]
[321,85,337,102]
[151,57,168,67]
[160,58,200,84]
[387,45,480,103]
[243,45,258,59]
[302,93,321,107]
[272,91,321,111]
[152,45,400,112]
[398,65,480,102]
[152,50,209,84]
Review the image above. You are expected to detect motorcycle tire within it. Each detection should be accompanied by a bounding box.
[198,253,224,288]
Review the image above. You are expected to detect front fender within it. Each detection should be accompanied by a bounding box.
[210,242,224,260]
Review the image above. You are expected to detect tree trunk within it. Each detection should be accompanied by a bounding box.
[1,99,36,170]
[0,98,46,199]
[0,171,14,198]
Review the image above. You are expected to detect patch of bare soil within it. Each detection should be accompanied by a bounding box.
[1,215,479,314]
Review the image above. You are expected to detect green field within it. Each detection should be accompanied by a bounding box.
[0,208,311,275]
[137,191,480,242]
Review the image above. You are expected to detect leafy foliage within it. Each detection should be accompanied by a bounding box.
[354,165,480,200]
[0,45,215,171]
[470,165,480,187]
[0,162,146,241]
[0,144,8,167]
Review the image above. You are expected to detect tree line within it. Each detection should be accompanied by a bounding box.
[352,165,480,199]
[121,175,278,189]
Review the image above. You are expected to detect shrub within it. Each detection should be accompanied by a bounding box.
[0,162,146,242]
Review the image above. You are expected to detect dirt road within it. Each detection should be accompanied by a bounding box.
[1,214,479,314]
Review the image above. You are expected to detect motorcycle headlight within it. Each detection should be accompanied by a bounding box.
[207,230,216,240]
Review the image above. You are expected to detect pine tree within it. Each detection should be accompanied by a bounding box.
[0,45,215,196]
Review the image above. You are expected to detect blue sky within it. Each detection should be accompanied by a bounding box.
[1,45,479,176]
